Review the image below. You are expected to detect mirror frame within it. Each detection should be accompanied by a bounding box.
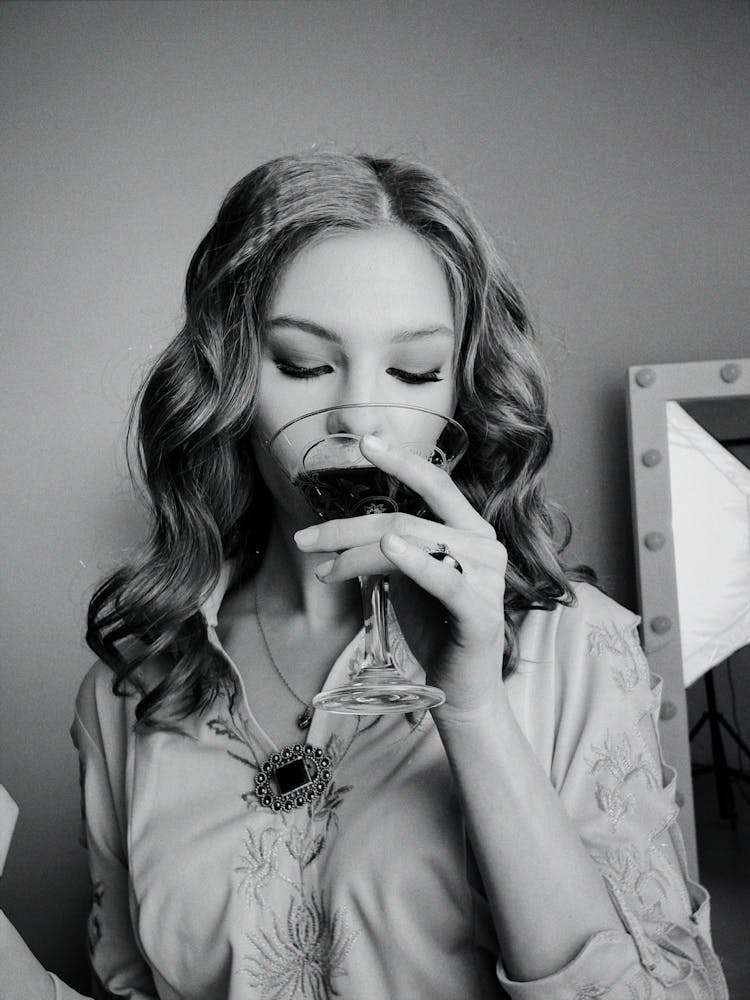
[626,357,750,879]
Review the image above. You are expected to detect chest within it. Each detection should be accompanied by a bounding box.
[216,613,360,750]
[126,710,482,1000]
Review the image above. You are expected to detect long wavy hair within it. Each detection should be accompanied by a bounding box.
[87,151,595,732]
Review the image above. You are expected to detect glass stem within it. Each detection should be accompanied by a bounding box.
[358,574,398,674]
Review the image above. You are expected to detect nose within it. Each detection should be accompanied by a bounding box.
[324,404,389,441]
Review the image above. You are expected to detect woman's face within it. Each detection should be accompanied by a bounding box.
[251,226,457,517]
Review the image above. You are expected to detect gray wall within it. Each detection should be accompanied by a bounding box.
[1,0,748,988]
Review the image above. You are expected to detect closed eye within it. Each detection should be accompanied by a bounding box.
[274,361,444,384]
[389,368,443,385]
[274,361,332,380]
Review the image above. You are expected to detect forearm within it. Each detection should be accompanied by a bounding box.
[435,690,622,983]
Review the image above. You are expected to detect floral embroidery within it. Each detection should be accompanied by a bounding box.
[611,653,643,696]
[587,732,659,789]
[587,621,646,695]
[235,828,285,907]
[206,711,263,805]
[587,621,628,658]
[592,845,672,931]
[87,879,104,956]
[581,619,714,995]
[77,755,89,848]
[594,786,635,829]
[241,893,359,999]
[586,706,660,831]
[234,729,363,995]
[574,964,658,999]
[209,698,372,997]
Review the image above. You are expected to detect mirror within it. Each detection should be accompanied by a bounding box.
[626,358,750,878]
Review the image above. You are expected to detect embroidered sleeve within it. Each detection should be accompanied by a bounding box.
[71,709,159,1000]
[496,606,728,999]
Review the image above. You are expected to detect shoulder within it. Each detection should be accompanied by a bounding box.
[556,580,640,650]
[71,662,137,852]
[517,581,640,667]
[564,579,639,625]
[75,658,117,711]
[72,659,140,759]
[513,584,661,794]
[555,585,656,752]
[516,582,649,737]
[554,581,643,687]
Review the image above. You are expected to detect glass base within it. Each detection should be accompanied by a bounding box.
[312,672,445,715]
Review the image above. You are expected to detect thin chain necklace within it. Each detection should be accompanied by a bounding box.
[253,586,314,730]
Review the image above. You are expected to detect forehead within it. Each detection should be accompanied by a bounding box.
[268,227,454,337]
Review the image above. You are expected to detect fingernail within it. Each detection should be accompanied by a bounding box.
[363,434,386,451]
[385,533,407,554]
[315,559,335,579]
[295,526,320,547]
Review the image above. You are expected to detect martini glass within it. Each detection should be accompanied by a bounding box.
[267,403,468,714]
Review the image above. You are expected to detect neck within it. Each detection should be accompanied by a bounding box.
[254,514,361,631]
[247,511,433,660]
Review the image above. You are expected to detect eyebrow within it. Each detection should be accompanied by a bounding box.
[267,315,454,345]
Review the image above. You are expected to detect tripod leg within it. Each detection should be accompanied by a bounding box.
[689,712,709,742]
[705,672,737,826]
[717,715,750,762]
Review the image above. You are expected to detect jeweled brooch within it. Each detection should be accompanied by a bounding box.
[255,744,332,812]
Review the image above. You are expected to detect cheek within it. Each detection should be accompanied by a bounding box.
[251,437,283,490]
[255,375,351,446]
[253,364,311,441]
[430,376,458,418]
[249,395,276,450]
[250,427,300,511]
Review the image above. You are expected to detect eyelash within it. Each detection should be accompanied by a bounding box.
[274,362,444,385]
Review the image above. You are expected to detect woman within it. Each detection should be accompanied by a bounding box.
[69,152,727,999]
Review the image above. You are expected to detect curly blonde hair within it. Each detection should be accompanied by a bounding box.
[87,151,594,731]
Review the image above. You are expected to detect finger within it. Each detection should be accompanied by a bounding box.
[377,532,475,620]
[316,532,461,581]
[314,540,406,581]
[360,434,491,534]
[314,531,503,582]
[296,514,501,568]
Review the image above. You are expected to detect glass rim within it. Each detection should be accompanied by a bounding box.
[266,402,467,451]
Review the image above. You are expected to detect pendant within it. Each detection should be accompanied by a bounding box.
[297,705,314,730]
[255,744,332,812]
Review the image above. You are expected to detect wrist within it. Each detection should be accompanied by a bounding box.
[431,684,513,740]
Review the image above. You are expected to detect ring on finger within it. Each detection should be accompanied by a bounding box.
[425,541,464,575]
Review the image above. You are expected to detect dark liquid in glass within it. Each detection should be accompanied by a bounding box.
[294,466,428,520]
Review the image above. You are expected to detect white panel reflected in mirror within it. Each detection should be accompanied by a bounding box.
[667,400,750,688]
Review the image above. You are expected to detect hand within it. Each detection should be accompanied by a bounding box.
[294,434,508,720]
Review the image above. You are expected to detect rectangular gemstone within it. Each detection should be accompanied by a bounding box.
[273,758,310,795]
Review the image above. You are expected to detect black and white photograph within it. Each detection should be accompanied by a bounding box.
[1,2,748,997]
